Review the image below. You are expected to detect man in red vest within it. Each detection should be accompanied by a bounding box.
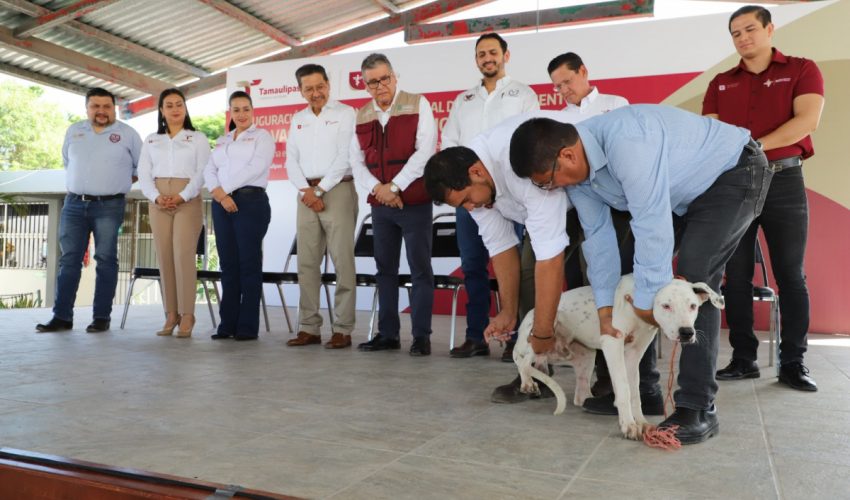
[350,53,438,356]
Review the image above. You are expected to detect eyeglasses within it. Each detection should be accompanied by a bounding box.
[531,147,564,191]
[365,75,392,89]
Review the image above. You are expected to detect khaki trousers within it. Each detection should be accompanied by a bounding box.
[295,181,358,335]
[149,178,203,316]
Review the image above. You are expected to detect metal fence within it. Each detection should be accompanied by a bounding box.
[0,203,49,269]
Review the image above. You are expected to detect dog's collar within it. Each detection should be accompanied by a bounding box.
[673,275,687,282]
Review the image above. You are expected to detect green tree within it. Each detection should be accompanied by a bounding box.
[0,81,74,171]
[193,112,226,148]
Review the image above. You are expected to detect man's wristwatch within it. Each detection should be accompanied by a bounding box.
[389,183,400,194]
[313,187,324,198]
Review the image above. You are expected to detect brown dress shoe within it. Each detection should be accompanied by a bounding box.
[325,333,352,349]
[286,331,321,346]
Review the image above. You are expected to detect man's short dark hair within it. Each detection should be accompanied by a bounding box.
[424,147,481,204]
[361,53,392,72]
[85,87,115,104]
[475,33,508,53]
[295,64,329,87]
[509,118,579,178]
[729,5,771,33]
[547,52,584,75]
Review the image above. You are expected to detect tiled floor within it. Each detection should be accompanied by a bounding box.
[1,305,848,499]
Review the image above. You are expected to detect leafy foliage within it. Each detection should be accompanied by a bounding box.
[0,81,76,171]
[193,112,226,148]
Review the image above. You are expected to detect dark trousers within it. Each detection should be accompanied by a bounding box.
[372,203,434,339]
[723,167,809,365]
[212,190,271,336]
[456,207,490,342]
[673,144,772,410]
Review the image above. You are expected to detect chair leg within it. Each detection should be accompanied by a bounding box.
[449,286,461,350]
[774,302,782,375]
[277,284,293,333]
[368,287,378,340]
[323,283,334,330]
[260,289,270,332]
[120,276,138,329]
[200,280,217,328]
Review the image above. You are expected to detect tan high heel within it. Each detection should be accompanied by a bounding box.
[177,314,195,338]
[157,315,180,336]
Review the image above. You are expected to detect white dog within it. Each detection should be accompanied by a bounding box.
[512,274,724,440]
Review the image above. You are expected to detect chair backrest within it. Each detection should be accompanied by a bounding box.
[353,214,375,258]
[431,216,461,259]
[283,237,298,272]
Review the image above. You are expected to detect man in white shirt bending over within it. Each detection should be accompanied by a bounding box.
[441,33,539,361]
[284,64,358,349]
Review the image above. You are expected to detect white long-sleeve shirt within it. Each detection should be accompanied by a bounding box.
[441,75,539,149]
[468,111,573,261]
[138,129,211,202]
[285,100,355,194]
[561,87,629,120]
[349,92,437,193]
[204,124,275,194]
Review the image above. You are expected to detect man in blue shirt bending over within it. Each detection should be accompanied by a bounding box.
[507,105,771,444]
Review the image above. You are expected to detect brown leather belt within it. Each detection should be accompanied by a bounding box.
[307,175,353,187]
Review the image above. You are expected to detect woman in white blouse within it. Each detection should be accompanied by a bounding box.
[138,88,210,338]
[204,91,274,341]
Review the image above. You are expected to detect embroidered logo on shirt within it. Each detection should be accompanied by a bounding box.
[718,83,740,91]
[325,120,339,125]
[109,134,121,143]
[396,104,415,112]
[463,93,475,101]
[507,89,520,97]
[765,77,792,87]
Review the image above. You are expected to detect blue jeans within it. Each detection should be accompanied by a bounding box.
[456,207,489,342]
[372,203,434,339]
[212,190,271,336]
[53,194,126,321]
[673,142,772,410]
[724,166,810,365]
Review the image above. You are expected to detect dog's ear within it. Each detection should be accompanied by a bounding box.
[692,282,725,309]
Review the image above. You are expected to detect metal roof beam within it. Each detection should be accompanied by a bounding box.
[13,0,119,39]
[0,25,169,95]
[121,0,496,118]
[196,0,302,47]
[373,0,401,15]
[405,0,654,43]
[0,61,90,94]
[0,0,210,78]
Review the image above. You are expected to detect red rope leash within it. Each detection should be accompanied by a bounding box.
[643,340,682,450]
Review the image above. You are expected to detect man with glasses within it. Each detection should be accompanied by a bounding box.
[285,63,358,349]
[350,53,437,356]
[508,105,771,444]
[441,33,539,362]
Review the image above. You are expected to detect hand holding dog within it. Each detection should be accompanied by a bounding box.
[625,294,659,327]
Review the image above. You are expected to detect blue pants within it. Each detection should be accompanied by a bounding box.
[673,143,772,410]
[212,190,271,336]
[456,207,489,342]
[372,203,434,339]
[53,194,125,322]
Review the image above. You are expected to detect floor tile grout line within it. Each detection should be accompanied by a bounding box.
[752,378,783,500]
[556,430,613,499]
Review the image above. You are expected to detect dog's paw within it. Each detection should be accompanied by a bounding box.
[621,421,643,441]
[520,381,539,395]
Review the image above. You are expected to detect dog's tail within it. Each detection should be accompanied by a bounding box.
[528,365,567,415]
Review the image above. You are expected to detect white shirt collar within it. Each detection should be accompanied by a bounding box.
[567,87,600,112]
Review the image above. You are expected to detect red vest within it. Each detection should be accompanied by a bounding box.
[355,91,431,206]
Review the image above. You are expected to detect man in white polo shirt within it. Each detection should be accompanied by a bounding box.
[441,32,539,361]
[284,64,358,349]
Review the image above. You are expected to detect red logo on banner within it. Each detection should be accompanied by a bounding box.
[235,79,263,94]
[349,71,365,90]
[109,134,121,143]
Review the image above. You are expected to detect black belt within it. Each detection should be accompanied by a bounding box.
[768,156,802,172]
[229,186,265,196]
[69,193,125,201]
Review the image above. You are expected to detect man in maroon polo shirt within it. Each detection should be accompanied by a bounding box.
[704,5,824,391]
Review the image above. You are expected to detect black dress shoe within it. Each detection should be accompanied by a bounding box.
[211,332,234,340]
[450,339,489,358]
[36,317,72,333]
[409,337,431,356]
[357,334,401,352]
[491,366,555,404]
[657,405,719,445]
[234,334,258,342]
[581,390,665,416]
[778,362,817,392]
[500,341,515,363]
[716,358,760,380]
[590,377,613,398]
[85,319,110,333]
